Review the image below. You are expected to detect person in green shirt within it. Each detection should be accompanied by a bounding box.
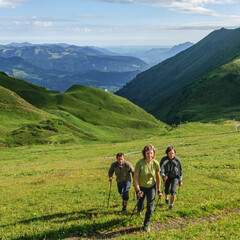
[134,144,163,232]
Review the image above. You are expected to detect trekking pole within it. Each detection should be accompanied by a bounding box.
[154,197,160,213]
[161,179,165,194]
[107,181,112,208]
[129,196,141,221]
[133,187,136,201]
[154,189,163,213]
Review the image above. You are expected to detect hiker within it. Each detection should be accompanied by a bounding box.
[134,144,162,232]
[108,152,135,212]
[160,146,182,210]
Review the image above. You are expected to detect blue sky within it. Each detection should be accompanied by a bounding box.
[0,0,240,47]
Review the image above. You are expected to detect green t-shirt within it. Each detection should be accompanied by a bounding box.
[135,158,160,188]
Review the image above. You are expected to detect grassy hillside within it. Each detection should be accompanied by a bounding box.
[116,27,240,123]
[0,71,168,146]
[0,85,99,146]
[156,57,240,123]
[0,122,239,239]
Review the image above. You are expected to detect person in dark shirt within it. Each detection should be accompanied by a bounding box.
[108,152,134,212]
[160,146,182,210]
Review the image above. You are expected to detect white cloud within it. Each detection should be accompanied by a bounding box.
[0,0,31,8]
[0,16,28,21]
[0,16,53,28]
[73,26,92,32]
[98,0,235,16]
[0,15,74,23]
[33,21,53,28]
[74,14,104,19]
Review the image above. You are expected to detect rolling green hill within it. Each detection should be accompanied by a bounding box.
[116,27,240,123]
[154,56,240,123]
[0,84,99,146]
[0,71,168,146]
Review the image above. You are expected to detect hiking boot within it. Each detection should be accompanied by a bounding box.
[144,225,151,232]
[169,204,173,211]
[122,205,127,212]
[165,198,169,204]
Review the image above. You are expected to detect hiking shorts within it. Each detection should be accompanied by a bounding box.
[117,180,131,201]
[164,177,179,195]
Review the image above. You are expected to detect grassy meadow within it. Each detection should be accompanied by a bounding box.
[0,122,239,239]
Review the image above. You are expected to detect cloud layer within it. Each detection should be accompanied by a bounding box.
[0,0,30,8]
[98,0,234,16]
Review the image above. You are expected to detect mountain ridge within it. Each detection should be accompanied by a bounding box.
[0,44,148,72]
[0,56,140,92]
[116,27,240,123]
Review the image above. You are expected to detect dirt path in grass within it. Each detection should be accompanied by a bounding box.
[64,209,240,240]
[102,142,185,159]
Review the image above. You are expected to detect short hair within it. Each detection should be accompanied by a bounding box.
[142,144,156,159]
[165,146,176,155]
[116,152,124,158]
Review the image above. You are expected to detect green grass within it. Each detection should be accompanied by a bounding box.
[115,212,240,239]
[0,72,168,146]
[0,86,97,146]
[0,122,239,239]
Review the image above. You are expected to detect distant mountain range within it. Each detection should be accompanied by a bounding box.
[0,44,148,72]
[0,56,140,92]
[114,42,193,66]
[0,43,148,92]
[116,27,240,124]
[0,42,192,92]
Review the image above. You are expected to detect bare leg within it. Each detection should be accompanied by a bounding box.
[170,195,176,205]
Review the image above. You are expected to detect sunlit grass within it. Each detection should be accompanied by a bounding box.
[0,122,240,239]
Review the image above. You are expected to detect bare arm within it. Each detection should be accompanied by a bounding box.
[134,172,143,198]
[156,171,163,199]
[134,172,140,192]
[155,171,161,192]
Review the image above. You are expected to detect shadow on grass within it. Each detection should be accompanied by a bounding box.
[97,225,144,239]
[11,218,122,240]
[1,207,122,228]
[3,204,147,240]
[11,218,144,240]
